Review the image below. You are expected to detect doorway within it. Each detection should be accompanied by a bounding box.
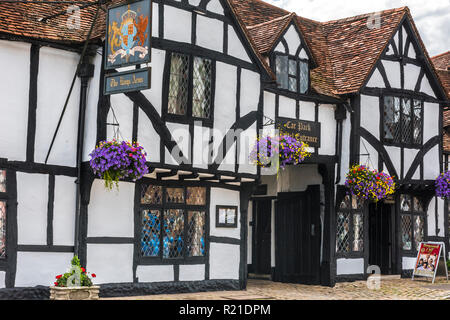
[273,185,321,284]
[252,199,272,276]
[369,202,395,274]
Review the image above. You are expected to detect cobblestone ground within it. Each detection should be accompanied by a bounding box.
[102,277,450,300]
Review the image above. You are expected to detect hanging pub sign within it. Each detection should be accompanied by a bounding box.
[105,0,152,70]
[276,117,321,148]
[412,242,449,284]
[104,68,151,95]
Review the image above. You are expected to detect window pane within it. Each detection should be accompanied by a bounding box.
[0,201,5,258]
[192,57,212,118]
[340,195,351,209]
[401,98,412,143]
[141,210,160,257]
[413,197,423,212]
[288,59,297,76]
[353,214,364,252]
[187,211,205,257]
[166,188,185,204]
[163,209,184,258]
[168,53,189,115]
[186,187,206,205]
[0,170,5,193]
[275,55,288,89]
[401,194,411,211]
[384,96,401,142]
[299,60,309,94]
[413,99,422,144]
[336,212,350,253]
[401,215,412,250]
[288,77,297,92]
[413,215,424,251]
[141,185,163,204]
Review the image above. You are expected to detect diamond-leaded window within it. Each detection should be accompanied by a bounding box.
[192,57,212,118]
[400,194,425,253]
[139,184,207,260]
[274,54,309,94]
[168,53,189,116]
[336,195,364,254]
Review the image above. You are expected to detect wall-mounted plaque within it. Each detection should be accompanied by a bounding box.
[276,117,321,148]
[104,68,151,95]
[105,0,152,70]
[216,206,238,228]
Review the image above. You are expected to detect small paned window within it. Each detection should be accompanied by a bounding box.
[140,184,207,260]
[400,195,425,252]
[275,54,308,94]
[336,195,364,254]
[167,52,212,120]
[216,206,238,228]
[384,96,423,146]
[0,170,6,258]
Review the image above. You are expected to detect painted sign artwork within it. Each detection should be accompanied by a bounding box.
[104,68,151,95]
[276,117,321,148]
[413,242,442,278]
[106,0,152,69]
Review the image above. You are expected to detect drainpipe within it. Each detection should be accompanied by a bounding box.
[74,55,95,257]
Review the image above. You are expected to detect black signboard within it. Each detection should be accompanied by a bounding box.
[104,68,151,95]
[105,0,152,70]
[275,117,321,148]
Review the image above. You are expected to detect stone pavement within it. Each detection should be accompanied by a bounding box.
[102,277,450,300]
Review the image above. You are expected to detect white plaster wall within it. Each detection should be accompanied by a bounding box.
[87,180,134,238]
[196,15,223,52]
[193,124,210,169]
[360,95,380,139]
[17,172,48,245]
[35,47,80,167]
[152,2,159,37]
[164,5,191,43]
[179,264,205,281]
[141,48,165,115]
[360,138,378,172]
[365,68,385,88]
[227,26,251,63]
[393,31,399,52]
[207,0,224,14]
[318,104,336,156]
[136,265,174,282]
[274,42,285,53]
[437,198,445,237]
[423,146,440,180]
[427,198,436,237]
[138,108,161,163]
[278,164,322,193]
[339,113,351,184]
[402,257,417,270]
[423,102,439,143]
[210,188,240,239]
[218,141,235,172]
[299,48,308,60]
[165,122,190,165]
[278,96,296,118]
[382,60,401,89]
[403,148,419,180]
[238,123,257,175]
[263,91,276,125]
[0,40,30,162]
[240,69,260,117]
[385,146,401,177]
[420,74,436,98]
[403,63,421,91]
[299,101,315,121]
[15,252,73,287]
[107,94,134,142]
[283,25,301,56]
[407,43,417,59]
[86,244,133,284]
[0,271,4,289]
[209,243,240,280]
[336,258,364,275]
[52,175,76,246]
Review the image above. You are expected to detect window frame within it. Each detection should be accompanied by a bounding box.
[399,194,427,256]
[137,183,209,265]
[163,51,216,128]
[381,94,424,148]
[272,52,310,95]
[215,205,238,228]
[0,169,7,261]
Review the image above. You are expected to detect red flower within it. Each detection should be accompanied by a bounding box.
[129,153,133,157]
[54,282,59,286]
[55,275,62,279]
[91,273,96,278]
[81,267,85,273]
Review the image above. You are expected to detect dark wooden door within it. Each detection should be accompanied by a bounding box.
[254,199,272,275]
[369,203,393,274]
[274,185,321,284]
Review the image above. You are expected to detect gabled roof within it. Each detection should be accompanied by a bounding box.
[432,51,450,70]
[432,52,450,152]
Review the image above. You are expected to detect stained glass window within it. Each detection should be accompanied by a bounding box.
[186,187,206,205]
[166,188,185,204]
[141,210,160,257]
[187,211,205,257]
[400,194,425,252]
[141,185,162,204]
[163,209,184,259]
[336,195,364,254]
[0,201,5,258]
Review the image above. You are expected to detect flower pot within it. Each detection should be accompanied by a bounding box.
[49,286,100,300]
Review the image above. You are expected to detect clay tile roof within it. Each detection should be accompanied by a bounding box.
[432,52,450,151]
[432,51,450,70]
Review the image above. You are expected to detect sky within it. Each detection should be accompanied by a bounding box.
[264,0,450,57]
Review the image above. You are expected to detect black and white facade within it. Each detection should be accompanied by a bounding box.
[0,0,448,298]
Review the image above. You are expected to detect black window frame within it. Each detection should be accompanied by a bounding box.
[272,52,310,95]
[335,195,365,258]
[0,169,7,260]
[162,51,216,128]
[381,94,424,148]
[399,194,427,256]
[215,205,238,228]
[138,183,209,265]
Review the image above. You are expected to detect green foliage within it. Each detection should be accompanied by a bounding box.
[53,255,96,287]
[447,259,450,270]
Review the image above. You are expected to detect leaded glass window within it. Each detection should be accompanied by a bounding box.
[140,184,207,260]
[0,201,5,258]
[0,170,6,193]
[274,54,309,94]
[168,53,189,116]
[336,195,364,254]
[400,194,425,252]
[384,96,423,146]
[192,57,212,118]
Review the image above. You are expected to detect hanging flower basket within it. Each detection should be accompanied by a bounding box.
[435,171,450,200]
[345,165,396,203]
[89,139,149,189]
[249,134,311,170]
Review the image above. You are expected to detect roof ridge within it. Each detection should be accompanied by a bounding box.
[432,51,450,59]
[322,6,408,25]
[247,12,293,29]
